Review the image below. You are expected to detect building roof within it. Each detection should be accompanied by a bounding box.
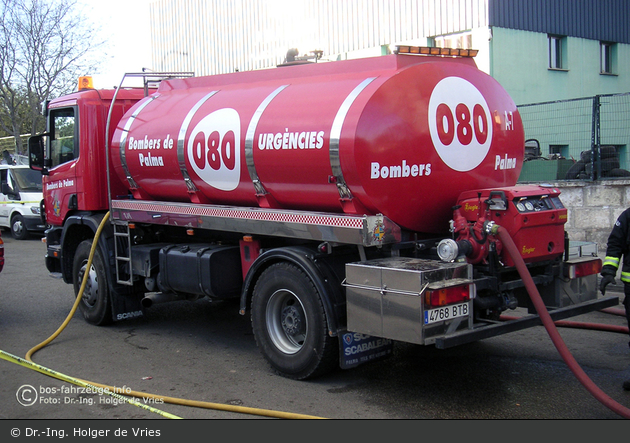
[489,0,630,44]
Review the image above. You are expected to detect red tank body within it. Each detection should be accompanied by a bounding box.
[111,52,524,234]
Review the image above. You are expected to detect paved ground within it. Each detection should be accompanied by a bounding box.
[0,232,629,423]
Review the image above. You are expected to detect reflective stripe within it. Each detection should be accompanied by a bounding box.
[603,256,620,268]
[621,271,630,283]
[0,201,40,204]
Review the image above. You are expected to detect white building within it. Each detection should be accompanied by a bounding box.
[149,0,489,75]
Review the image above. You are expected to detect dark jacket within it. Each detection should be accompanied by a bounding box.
[602,208,630,283]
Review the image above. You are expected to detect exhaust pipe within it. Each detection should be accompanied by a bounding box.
[141,292,179,308]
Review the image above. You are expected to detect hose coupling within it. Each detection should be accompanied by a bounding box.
[484,221,500,236]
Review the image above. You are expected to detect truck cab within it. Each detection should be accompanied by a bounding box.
[28,84,149,276]
[0,165,45,239]
[28,89,147,227]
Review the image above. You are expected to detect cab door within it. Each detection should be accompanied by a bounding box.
[42,107,78,226]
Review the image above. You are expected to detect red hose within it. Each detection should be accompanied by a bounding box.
[550,321,628,334]
[500,316,629,334]
[600,307,627,317]
[495,225,630,419]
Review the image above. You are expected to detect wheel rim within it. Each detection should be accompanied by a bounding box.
[12,219,24,237]
[78,260,99,308]
[266,289,307,354]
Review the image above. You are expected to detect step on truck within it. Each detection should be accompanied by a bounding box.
[28,46,617,379]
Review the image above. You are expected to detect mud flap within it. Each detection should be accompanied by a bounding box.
[339,330,393,369]
[110,287,144,322]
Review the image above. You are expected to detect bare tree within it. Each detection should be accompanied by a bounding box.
[0,1,26,149]
[0,0,104,154]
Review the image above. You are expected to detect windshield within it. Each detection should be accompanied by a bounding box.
[13,168,43,192]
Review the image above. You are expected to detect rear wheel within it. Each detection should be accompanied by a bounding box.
[251,262,337,380]
[72,239,113,325]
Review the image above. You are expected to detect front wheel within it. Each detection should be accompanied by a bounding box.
[251,262,338,380]
[72,239,113,326]
[11,214,28,240]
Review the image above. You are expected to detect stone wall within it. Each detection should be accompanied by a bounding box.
[548,179,630,255]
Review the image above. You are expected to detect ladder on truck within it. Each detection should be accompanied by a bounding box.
[113,220,133,286]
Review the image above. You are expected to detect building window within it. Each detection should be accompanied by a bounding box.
[600,42,616,74]
[548,35,566,70]
[549,144,568,159]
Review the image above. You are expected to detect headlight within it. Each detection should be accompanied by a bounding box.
[30,207,41,215]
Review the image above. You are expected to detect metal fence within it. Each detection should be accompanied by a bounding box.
[517,92,630,182]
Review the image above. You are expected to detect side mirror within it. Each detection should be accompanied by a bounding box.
[28,134,49,175]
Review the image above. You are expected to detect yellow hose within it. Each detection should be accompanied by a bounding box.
[24,211,326,419]
[1,349,181,419]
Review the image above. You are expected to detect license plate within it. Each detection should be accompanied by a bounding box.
[424,302,469,325]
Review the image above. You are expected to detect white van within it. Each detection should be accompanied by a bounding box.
[0,165,45,239]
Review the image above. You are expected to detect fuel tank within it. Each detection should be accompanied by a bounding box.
[111,51,524,234]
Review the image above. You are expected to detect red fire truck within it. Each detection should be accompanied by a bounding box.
[28,46,616,379]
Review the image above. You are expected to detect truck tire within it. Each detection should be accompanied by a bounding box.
[72,239,113,326]
[565,160,586,179]
[606,168,630,178]
[251,262,338,380]
[11,214,29,240]
[586,157,620,176]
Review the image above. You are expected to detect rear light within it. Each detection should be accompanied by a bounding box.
[0,235,4,272]
[564,258,602,279]
[424,283,471,308]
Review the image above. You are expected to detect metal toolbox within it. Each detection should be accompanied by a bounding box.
[344,257,472,345]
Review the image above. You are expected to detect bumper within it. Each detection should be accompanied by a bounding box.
[23,215,46,233]
[44,226,63,274]
[45,245,62,274]
[434,295,620,349]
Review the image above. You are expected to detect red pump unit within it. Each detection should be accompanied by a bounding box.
[453,185,567,267]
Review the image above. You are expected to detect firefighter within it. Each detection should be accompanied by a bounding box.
[600,207,630,391]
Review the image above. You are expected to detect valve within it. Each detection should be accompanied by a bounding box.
[444,204,500,265]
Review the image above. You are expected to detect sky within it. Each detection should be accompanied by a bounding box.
[77,0,153,88]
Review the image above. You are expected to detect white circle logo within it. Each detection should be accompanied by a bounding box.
[187,108,241,191]
[16,385,38,406]
[428,77,492,172]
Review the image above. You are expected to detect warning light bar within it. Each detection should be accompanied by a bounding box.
[395,45,479,58]
[78,76,94,91]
